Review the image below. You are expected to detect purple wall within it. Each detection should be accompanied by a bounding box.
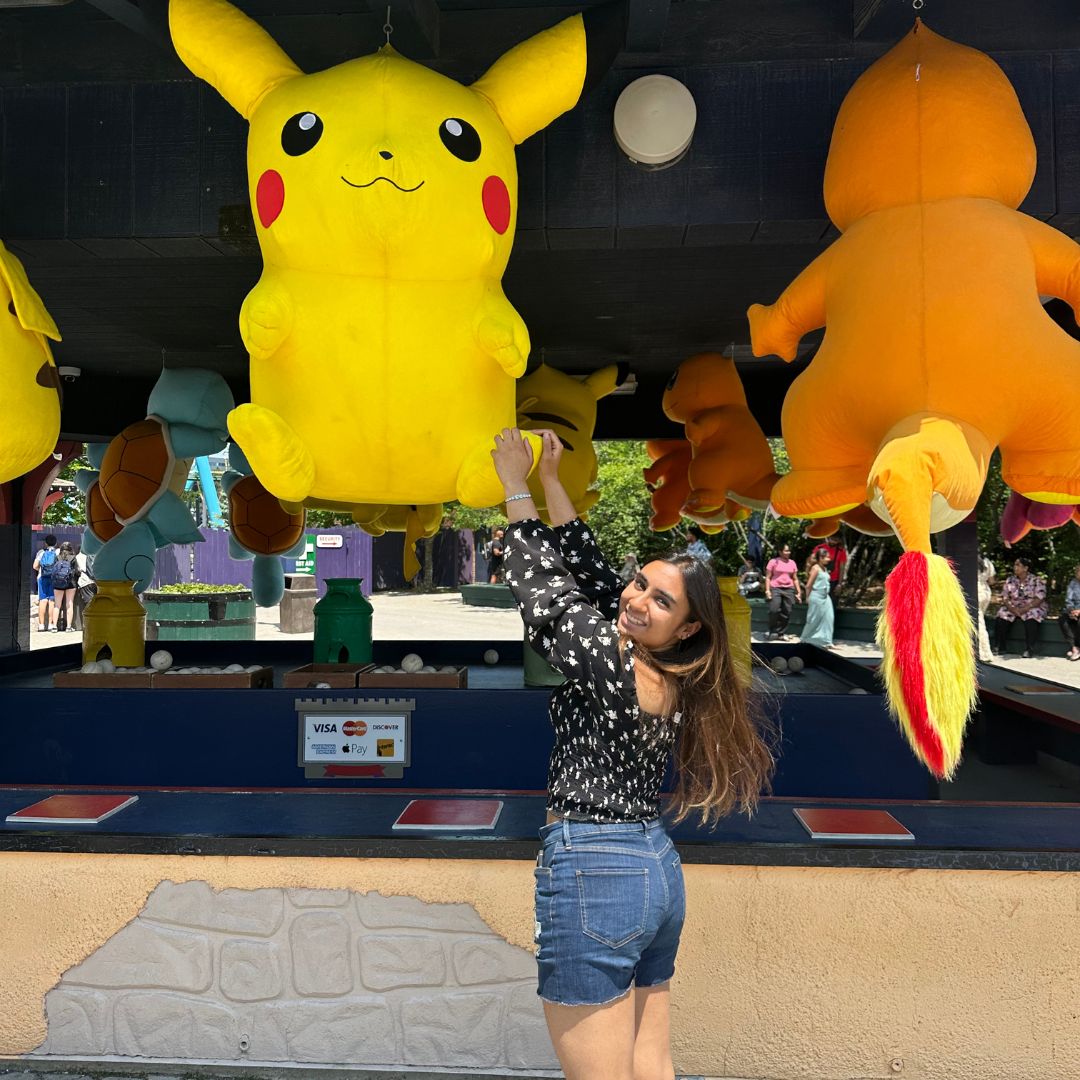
[284,527,374,598]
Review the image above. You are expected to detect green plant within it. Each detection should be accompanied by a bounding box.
[154,582,249,594]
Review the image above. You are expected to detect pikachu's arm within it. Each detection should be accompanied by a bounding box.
[476,289,530,377]
[1017,215,1080,322]
[747,249,830,362]
[239,280,294,363]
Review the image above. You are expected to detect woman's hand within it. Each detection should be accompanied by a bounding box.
[531,429,563,486]
[491,428,534,493]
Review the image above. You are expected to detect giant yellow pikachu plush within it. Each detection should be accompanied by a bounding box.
[170,0,621,511]
[515,363,621,521]
[0,240,62,483]
[748,23,1080,778]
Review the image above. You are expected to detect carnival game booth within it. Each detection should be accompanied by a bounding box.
[1,0,1080,1077]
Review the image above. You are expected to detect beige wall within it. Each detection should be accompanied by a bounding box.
[1,851,1078,1078]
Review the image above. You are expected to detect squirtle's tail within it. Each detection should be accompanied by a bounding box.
[868,415,990,778]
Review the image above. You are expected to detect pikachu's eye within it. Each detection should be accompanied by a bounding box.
[281,112,323,156]
[439,118,481,162]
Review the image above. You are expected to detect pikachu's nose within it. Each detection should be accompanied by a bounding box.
[379,150,393,160]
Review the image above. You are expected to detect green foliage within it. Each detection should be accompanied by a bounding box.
[305,506,355,528]
[154,582,248,594]
[443,502,504,531]
[977,451,1080,605]
[587,441,666,565]
[42,454,91,526]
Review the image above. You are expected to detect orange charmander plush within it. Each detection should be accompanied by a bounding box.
[749,23,1080,778]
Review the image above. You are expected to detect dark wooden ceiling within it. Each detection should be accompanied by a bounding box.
[1,0,1078,440]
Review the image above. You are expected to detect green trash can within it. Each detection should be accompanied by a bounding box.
[313,578,373,665]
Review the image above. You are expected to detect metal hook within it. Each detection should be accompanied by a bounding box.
[384,4,393,44]
[913,0,924,9]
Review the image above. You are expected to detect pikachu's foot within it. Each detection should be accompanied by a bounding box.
[770,466,868,521]
[1001,450,1080,506]
[227,404,315,505]
[458,433,541,508]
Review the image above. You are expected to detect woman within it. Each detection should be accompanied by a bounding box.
[71,546,97,632]
[32,533,58,633]
[50,541,78,632]
[764,543,802,639]
[492,427,773,1080]
[976,555,996,662]
[993,556,1048,658]
[801,548,834,648]
[1059,564,1080,662]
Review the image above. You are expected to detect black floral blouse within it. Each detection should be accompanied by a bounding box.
[503,518,681,822]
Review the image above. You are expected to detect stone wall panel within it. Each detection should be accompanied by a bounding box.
[142,881,283,936]
[356,891,489,933]
[63,922,211,992]
[359,934,446,990]
[40,988,111,1055]
[288,888,350,908]
[114,993,240,1058]
[219,938,283,1002]
[289,911,353,996]
[401,991,503,1067]
[505,982,559,1069]
[453,936,535,985]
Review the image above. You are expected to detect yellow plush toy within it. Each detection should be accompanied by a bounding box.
[515,363,621,521]
[0,240,62,484]
[748,23,1080,777]
[662,352,778,519]
[170,0,621,512]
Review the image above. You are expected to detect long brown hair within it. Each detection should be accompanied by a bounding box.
[633,554,775,827]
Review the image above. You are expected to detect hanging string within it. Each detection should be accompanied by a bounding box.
[384,5,393,45]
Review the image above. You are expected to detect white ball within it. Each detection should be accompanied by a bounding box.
[81,661,103,675]
[224,664,244,673]
[848,687,869,695]
[770,656,788,673]
[314,682,332,689]
[440,665,458,674]
[150,650,173,671]
[98,659,115,673]
[420,665,436,673]
[483,649,499,665]
[787,656,805,674]
[400,653,424,673]
[245,665,261,673]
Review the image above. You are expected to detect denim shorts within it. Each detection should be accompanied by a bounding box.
[534,817,685,1007]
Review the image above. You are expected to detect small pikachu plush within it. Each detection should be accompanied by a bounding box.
[170,0,621,512]
[0,240,62,484]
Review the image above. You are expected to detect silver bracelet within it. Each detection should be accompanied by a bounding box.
[505,492,533,503]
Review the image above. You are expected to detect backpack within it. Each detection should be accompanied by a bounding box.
[38,548,57,579]
[50,556,73,589]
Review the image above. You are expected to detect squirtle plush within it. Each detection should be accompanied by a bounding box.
[661,352,778,519]
[515,363,621,522]
[0,241,62,484]
[90,370,234,591]
[170,0,622,512]
[748,23,1080,777]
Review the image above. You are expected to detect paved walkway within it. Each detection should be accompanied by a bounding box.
[26,589,1080,689]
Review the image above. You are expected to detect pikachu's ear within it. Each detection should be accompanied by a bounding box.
[0,242,60,341]
[472,3,625,145]
[583,362,626,402]
[170,0,301,120]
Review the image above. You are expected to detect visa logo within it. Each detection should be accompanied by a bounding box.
[313,724,338,733]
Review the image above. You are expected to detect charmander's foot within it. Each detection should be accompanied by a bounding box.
[227,404,314,505]
[771,466,868,521]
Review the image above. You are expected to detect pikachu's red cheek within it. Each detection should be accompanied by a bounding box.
[482,175,511,235]
[256,170,285,228]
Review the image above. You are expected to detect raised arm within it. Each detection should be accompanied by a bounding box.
[1017,216,1080,320]
[747,249,831,362]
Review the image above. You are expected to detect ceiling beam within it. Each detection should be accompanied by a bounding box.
[625,0,670,52]
[82,0,171,51]
[385,0,440,59]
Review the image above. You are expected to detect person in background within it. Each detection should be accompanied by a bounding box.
[487,527,506,583]
[764,543,802,639]
[618,552,640,584]
[810,532,847,602]
[976,555,996,662]
[684,529,713,563]
[800,548,834,648]
[1059,564,1080,662]
[737,555,763,598]
[993,556,1048,658]
[72,545,97,632]
[50,540,78,632]
[32,533,58,633]
[492,427,774,1080]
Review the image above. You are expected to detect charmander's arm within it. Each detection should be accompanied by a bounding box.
[1017,216,1080,321]
[747,249,831,361]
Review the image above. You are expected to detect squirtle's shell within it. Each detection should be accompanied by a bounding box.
[99,418,171,522]
[86,479,122,542]
[230,474,305,555]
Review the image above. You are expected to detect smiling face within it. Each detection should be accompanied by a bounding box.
[617,560,701,651]
[248,51,519,278]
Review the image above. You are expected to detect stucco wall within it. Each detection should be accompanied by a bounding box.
[1,851,1078,1078]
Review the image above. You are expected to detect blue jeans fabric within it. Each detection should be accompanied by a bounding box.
[534,817,685,1006]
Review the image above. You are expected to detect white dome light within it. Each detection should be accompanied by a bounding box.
[614,75,697,171]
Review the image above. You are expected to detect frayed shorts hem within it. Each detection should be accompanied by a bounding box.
[539,985,633,1008]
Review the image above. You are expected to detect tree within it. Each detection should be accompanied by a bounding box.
[42,456,91,526]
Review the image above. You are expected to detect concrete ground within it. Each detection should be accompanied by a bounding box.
[26,589,1080,689]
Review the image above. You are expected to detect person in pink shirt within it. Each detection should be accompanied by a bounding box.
[765,544,802,639]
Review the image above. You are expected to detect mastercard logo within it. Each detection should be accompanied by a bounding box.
[342,720,367,737]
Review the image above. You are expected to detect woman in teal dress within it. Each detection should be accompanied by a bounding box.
[801,549,834,647]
